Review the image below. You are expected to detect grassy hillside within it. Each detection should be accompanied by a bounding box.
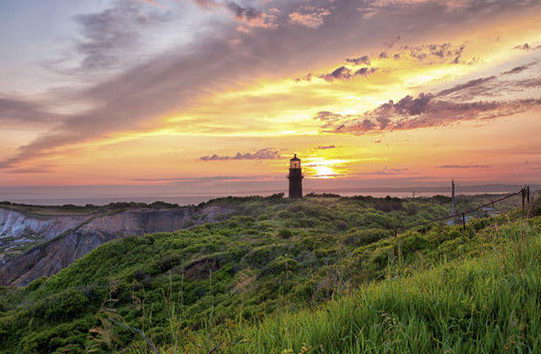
[195,217,541,353]
[0,194,534,353]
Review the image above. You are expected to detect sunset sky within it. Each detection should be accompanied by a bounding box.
[1,0,540,202]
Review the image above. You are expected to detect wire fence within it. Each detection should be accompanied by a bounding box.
[392,186,532,236]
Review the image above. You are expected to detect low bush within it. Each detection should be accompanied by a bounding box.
[344,228,391,246]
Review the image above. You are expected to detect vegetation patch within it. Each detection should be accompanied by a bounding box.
[0,195,532,353]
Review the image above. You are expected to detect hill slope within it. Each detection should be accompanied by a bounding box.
[197,217,541,353]
[0,201,238,286]
[0,194,534,353]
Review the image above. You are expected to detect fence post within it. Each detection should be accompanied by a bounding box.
[522,187,526,214]
[527,186,531,217]
[462,213,466,230]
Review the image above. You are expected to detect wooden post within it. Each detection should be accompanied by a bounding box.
[522,187,526,214]
[394,229,398,239]
[462,213,466,230]
[526,186,531,217]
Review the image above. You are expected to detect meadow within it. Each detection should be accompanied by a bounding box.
[0,193,539,353]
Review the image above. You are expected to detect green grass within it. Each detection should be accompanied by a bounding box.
[187,218,541,353]
[0,194,535,353]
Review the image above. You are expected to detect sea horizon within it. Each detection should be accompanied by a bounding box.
[3,183,537,207]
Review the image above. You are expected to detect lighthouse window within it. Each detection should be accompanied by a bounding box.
[290,161,301,169]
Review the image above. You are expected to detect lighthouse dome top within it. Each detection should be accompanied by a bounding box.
[290,154,300,161]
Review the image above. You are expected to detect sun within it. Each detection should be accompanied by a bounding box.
[304,157,349,178]
[312,165,338,179]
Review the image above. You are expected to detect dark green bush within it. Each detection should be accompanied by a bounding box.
[278,228,294,239]
[374,196,403,212]
[259,256,298,278]
[344,228,391,246]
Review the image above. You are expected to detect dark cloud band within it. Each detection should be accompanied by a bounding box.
[199,148,281,161]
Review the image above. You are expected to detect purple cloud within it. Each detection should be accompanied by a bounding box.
[2,0,540,169]
[199,148,281,161]
[514,42,541,51]
[317,96,541,135]
[346,55,371,65]
[288,6,331,29]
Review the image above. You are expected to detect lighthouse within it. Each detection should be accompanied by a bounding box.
[288,154,303,199]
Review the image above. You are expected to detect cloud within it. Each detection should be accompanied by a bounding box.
[314,60,541,136]
[435,76,497,99]
[321,66,353,80]
[3,0,540,169]
[130,175,272,182]
[3,165,55,174]
[191,0,278,28]
[403,43,466,63]
[348,43,466,64]
[363,0,539,17]
[320,66,378,81]
[226,1,261,20]
[317,96,541,135]
[437,164,491,169]
[435,62,541,99]
[288,6,331,29]
[514,42,541,51]
[72,0,171,72]
[436,63,541,99]
[0,96,63,125]
[377,167,409,175]
[501,61,538,75]
[354,167,410,176]
[298,42,465,82]
[346,56,371,65]
[316,145,337,150]
[199,148,281,161]
[513,78,541,89]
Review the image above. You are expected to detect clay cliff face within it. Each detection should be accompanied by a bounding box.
[0,208,90,261]
[0,205,233,286]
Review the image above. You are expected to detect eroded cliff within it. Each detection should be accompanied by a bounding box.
[0,203,234,286]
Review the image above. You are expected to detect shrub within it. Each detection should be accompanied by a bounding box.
[259,256,298,278]
[356,212,396,229]
[403,202,418,216]
[242,245,289,267]
[154,252,184,273]
[26,277,47,291]
[278,228,294,239]
[344,228,391,246]
[374,196,403,212]
[336,220,348,231]
[400,232,430,253]
[30,288,91,322]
